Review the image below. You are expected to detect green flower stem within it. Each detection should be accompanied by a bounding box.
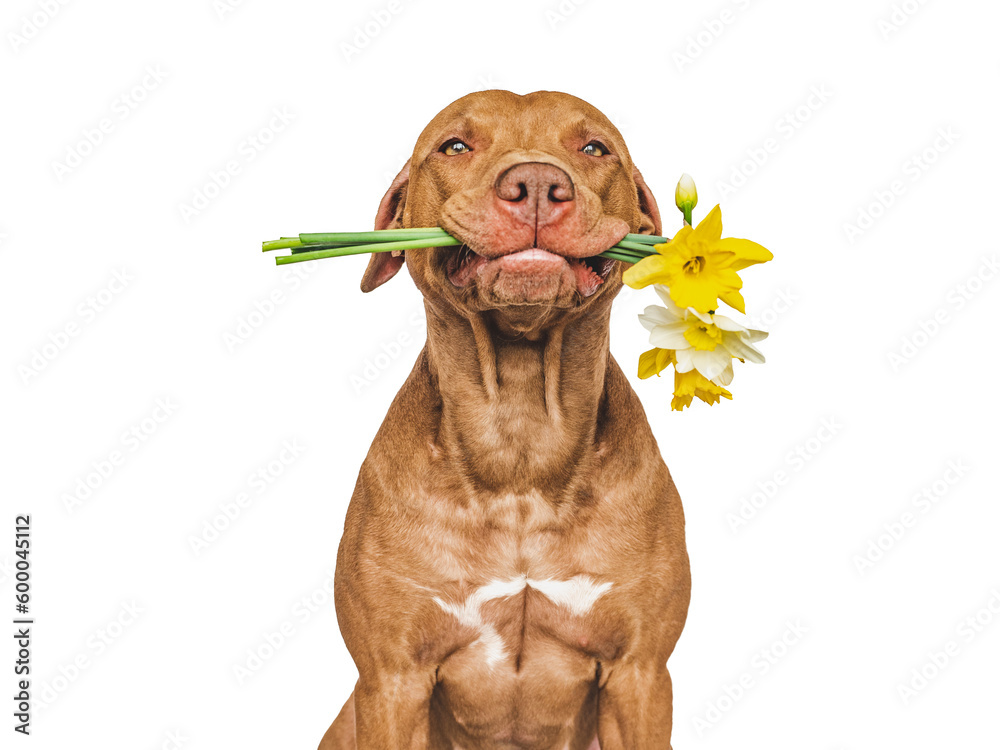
[264,228,662,266]
[262,238,304,252]
[683,207,693,226]
[274,236,462,265]
[622,233,670,245]
[299,229,448,245]
[599,250,644,264]
[614,240,658,256]
[263,228,451,252]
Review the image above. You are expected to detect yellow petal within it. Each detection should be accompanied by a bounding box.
[661,224,692,250]
[714,238,773,270]
[638,349,662,379]
[695,385,732,405]
[671,393,693,411]
[623,254,674,290]
[718,288,746,314]
[669,274,726,313]
[656,348,675,373]
[694,204,723,243]
[638,347,676,379]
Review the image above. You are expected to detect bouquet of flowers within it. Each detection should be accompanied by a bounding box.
[262,175,772,410]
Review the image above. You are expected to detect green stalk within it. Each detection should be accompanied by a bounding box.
[622,233,670,245]
[275,236,461,265]
[299,228,449,245]
[265,228,664,266]
[263,228,451,252]
[262,238,305,252]
[609,245,648,257]
[615,240,659,256]
[599,249,644,264]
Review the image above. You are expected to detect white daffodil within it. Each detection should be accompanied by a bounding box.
[637,285,767,384]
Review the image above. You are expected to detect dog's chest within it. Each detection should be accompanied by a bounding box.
[431,573,625,666]
[409,489,631,672]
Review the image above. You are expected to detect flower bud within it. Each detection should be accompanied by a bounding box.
[675,173,698,214]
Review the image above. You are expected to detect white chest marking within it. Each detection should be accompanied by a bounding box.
[433,575,613,667]
[524,576,614,617]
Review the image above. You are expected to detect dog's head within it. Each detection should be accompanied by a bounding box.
[361,90,662,331]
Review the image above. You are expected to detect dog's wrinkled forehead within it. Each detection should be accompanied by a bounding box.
[413,90,633,165]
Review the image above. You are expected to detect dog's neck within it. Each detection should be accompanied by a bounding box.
[424,302,612,497]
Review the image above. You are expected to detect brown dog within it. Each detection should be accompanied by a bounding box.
[319,90,690,750]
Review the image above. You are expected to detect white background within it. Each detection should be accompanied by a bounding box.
[2,0,999,747]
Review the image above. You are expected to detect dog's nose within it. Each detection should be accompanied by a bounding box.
[494,162,575,230]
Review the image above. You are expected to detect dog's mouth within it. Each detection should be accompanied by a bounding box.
[446,246,616,299]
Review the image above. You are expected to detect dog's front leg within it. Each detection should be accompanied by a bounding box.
[352,667,437,750]
[336,558,440,748]
[596,661,675,750]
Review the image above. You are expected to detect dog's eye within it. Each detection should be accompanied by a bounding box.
[582,141,609,157]
[441,140,471,156]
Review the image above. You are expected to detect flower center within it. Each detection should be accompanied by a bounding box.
[683,255,705,275]
[684,322,723,351]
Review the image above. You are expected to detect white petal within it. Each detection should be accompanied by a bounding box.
[674,348,696,373]
[639,307,665,331]
[712,313,749,333]
[691,348,731,380]
[722,333,766,364]
[742,328,769,343]
[689,308,715,326]
[713,361,734,386]
[638,306,676,331]
[653,285,685,317]
[649,323,691,350]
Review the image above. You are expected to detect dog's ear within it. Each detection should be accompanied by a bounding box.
[361,159,410,292]
[633,167,663,237]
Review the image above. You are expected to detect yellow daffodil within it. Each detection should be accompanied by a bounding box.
[671,369,733,411]
[622,205,772,314]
